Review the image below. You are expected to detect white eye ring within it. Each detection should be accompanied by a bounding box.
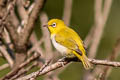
[52,23,56,27]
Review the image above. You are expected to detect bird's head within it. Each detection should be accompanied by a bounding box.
[44,19,66,34]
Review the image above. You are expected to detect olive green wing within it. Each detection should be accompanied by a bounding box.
[55,33,82,55]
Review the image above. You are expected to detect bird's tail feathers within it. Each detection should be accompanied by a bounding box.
[73,51,92,70]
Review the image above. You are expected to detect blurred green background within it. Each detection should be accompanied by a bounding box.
[1,0,120,80]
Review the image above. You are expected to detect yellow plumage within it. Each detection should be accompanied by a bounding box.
[45,19,92,69]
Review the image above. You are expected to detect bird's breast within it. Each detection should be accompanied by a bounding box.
[51,34,67,55]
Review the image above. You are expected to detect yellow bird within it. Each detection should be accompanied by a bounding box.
[44,19,92,69]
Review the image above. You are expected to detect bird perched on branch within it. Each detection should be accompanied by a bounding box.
[44,19,92,69]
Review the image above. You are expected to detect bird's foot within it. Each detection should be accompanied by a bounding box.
[58,57,69,67]
[58,57,67,62]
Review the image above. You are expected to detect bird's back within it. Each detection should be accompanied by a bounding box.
[58,27,84,48]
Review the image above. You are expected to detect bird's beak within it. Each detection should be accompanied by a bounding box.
[43,24,48,27]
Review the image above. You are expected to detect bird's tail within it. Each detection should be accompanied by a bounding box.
[73,51,92,70]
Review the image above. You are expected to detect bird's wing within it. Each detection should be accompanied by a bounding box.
[55,33,82,55]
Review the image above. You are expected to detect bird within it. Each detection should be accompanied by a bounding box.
[44,19,92,69]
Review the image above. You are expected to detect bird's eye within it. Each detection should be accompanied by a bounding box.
[52,23,56,27]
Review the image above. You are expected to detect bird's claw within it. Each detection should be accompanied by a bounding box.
[58,57,67,62]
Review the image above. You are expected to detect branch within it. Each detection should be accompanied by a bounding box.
[20,0,46,46]
[83,37,120,80]
[0,0,16,26]
[5,0,46,52]
[83,0,113,80]
[17,58,120,80]
[88,0,103,58]
[89,59,120,67]
[88,0,112,58]
[1,52,40,80]
[28,33,44,56]
[4,0,46,71]
[0,63,9,71]
[40,12,53,59]
[10,61,38,80]
[96,37,120,80]
[0,45,14,68]
[29,59,51,79]
[16,0,29,33]
[84,25,95,47]
[1,0,18,46]
[62,0,73,26]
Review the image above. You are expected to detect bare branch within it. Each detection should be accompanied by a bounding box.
[17,58,120,80]
[0,45,14,68]
[97,38,120,80]
[17,1,35,33]
[10,61,38,80]
[0,0,18,43]
[84,25,95,47]
[16,0,28,21]
[62,0,73,26]
[27,3,35,14]
[17,60,68,80]
[30,59,51,79]
[20,0,46,45]
[0,63,9,71]
[0,0,16,26]
[9,9,19,28]
[84,37,120,80]
[103,0,113,23]
[0,53,2,56]
[88,0,112,58]
[89,59,120,67]
[83,0,113,79]
[28,33,44,56]
[88,0,103,58]
[40,12,53,59]
[1,52,40,80]
[4,0,46,71]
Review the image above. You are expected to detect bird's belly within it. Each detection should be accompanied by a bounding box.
[51,35,67,54]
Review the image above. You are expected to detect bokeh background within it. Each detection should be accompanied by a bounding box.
[0,0,120,80]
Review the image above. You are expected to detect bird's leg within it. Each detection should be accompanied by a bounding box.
[57,56,67,67]
[58,54,80,62]
[58,56,67,62]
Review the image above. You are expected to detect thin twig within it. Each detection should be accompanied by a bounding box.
[0,53,2,56]
[85,37,120,80]
[62,0,73,26]
[83,1,103,79]
[88,0,103,58]
[17,60,68,80]
[1,52,40,80]
[40,12,53,59]
[20,0,46,46]
[99,38,120,80]
[10,61,38,80]
[84,25,95,47]
[17,58,120,80]
[88,0,112,58]
[0,0,16,26]
[16,0,28,22]
[3,28,14,50]
[83,0,113,79]
[28,33,44,56]
[0,45,14,68]
[4,0,46,71]
[0,63,9,71]
[17,2,35,33]
[30,59,52,79]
